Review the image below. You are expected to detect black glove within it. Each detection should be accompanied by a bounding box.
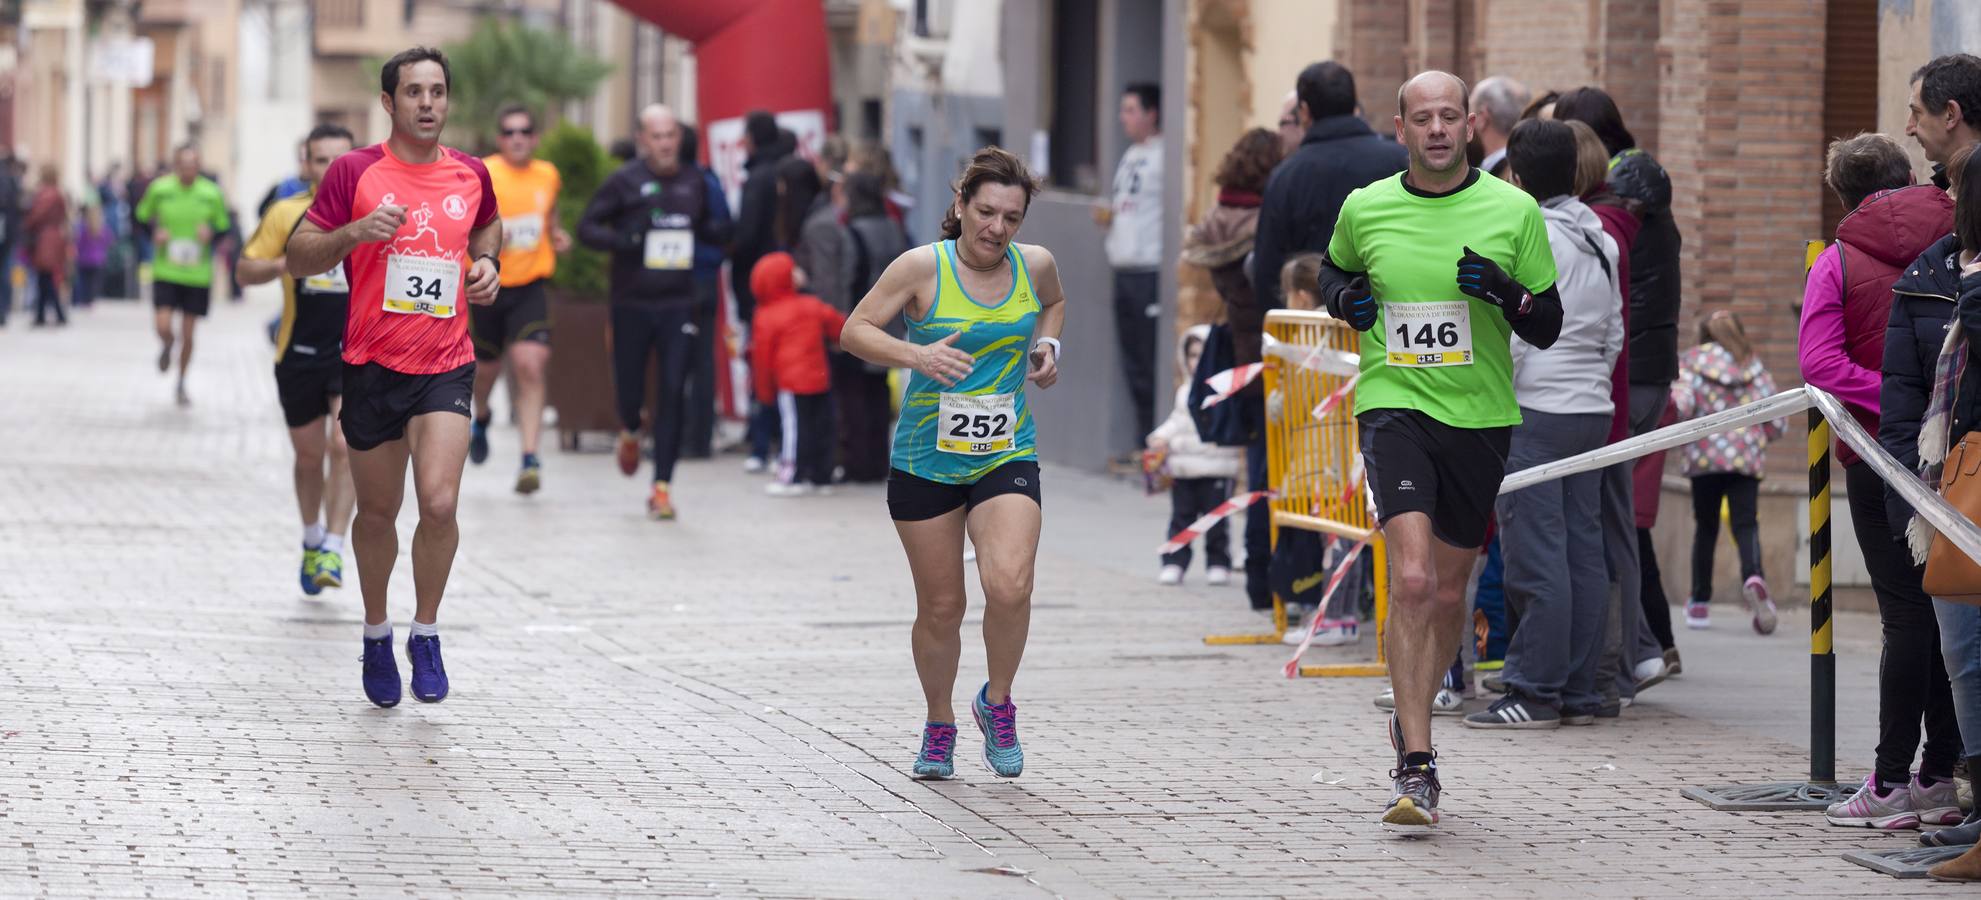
[623,228,647,251]
[1456,245,1531,319]
[1327,275,1378,332]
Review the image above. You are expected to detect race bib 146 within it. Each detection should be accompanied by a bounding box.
[1385,300,1473,368]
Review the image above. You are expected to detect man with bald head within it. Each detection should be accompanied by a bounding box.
[1306,70,1564,827]
[1469,76,1530,178]
[579,103,733,519]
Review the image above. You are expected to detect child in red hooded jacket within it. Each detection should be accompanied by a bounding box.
[751,252,848,495]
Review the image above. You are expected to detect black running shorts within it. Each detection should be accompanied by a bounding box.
[153,280,211,317]
[887,461,1042,522]
[471,278,552,361]
[1358,408,1510,549]
[274,359,343,429]
[340,361,475,452]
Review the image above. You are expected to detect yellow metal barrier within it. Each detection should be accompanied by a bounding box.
[1204,310,1387,677]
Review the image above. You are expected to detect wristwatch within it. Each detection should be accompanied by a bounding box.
[475,252,501,276]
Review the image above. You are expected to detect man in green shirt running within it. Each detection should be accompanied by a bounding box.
[1311,70,1563,828]
[136,144,231,406]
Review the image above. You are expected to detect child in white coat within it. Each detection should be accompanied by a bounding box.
[1148,326,1245,585]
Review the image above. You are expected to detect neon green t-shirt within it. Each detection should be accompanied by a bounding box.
[136,175,231,288]
[1326,170,1557,429]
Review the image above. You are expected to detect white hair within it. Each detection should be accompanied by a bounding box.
[638,104,677,130]
[1471,76,1531,135]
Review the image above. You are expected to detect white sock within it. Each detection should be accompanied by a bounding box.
[410,620,439,638]
[362,620,391,640]
[321,533,344,554]
[303,521,327,549]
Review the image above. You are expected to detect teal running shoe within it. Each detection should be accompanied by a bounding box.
[912,721,958,780]
[972,684,1024,777]
[299,547,324,596]
[310,549,344,590]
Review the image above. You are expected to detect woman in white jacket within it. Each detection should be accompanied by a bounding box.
[1468,120,1626,730]
[1148,324,1244,585]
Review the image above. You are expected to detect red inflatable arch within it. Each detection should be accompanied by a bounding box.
[611,0,836,201]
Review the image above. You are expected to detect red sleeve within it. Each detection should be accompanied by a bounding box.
[305,152,363,231]
[752,315,778,404]
[815,298,846,343]
[453,150,499,229]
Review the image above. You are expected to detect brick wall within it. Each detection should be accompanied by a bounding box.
[1335,0,1408,130]
[1659,0,1827,479]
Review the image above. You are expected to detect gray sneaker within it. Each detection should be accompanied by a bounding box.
[1463,693,1561,729]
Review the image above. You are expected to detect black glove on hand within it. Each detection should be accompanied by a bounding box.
[1457,245,1531,319]
[1328,275,1378,332]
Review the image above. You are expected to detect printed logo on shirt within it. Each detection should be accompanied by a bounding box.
[1398,479,1415,492]
[442,195,468,220]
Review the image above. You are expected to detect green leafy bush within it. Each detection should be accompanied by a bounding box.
[538,122,614,301]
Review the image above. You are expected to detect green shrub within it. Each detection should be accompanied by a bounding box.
[538,122,613,301]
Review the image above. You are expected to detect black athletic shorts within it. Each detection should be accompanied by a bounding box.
[887,460,1042,522]
[1359,408,1510,549]
[471,278,552,361]
[274,359,343,429]
[153,280,211,317]
[340,361,475,452]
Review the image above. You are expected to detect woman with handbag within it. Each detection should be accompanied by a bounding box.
[1872,145,1976,856]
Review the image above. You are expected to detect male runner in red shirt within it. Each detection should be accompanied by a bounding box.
[287,46,502,708]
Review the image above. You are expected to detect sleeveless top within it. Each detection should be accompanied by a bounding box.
[889,240,1042,483]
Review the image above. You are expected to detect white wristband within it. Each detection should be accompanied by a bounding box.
[1035,337,1062,360]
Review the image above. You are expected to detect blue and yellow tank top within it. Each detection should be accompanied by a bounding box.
[890,240,1042,483]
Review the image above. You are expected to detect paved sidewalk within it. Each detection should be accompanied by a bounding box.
[0,301,1954,897]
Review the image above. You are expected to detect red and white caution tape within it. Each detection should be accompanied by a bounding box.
[1158,490,1273,556]
[1262,333,1361,377]
[1308,370,1363,420]
[1198,363,1266,409]
[1282,534,1374,677]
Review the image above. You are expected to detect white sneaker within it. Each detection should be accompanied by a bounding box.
[1313,617,1360,646]
[1744,575,1778,635]
[1633,657,1670,692]
[764,482,816,497]
[1685,600,1711,630]
[1158,564,1184,586]
[1373,687,1464,715]
[1205,566,1231,586]
[743,456,767,474]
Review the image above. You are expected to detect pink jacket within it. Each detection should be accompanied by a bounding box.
[1669,343,1786,479]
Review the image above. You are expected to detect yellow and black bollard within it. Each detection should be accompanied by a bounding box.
[1808,408,1836,787]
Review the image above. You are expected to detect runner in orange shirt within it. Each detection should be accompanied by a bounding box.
[286,46,502,708]
[472,104,569,493]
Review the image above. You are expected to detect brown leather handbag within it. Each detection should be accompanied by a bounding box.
[1924,431,1981,603]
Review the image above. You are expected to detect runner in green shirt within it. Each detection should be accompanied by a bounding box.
[136,144,231,406]
[1310,70,1563,829]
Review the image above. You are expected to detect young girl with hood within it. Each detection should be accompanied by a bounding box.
[751,252,847,496]
[1668,311,1785,634]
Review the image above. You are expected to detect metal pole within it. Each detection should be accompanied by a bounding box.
[1807,408,1836,786]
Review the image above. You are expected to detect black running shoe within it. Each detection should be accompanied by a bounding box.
[1463,692,1561,729]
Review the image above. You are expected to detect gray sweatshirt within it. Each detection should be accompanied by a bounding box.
[1511,195,1624,417]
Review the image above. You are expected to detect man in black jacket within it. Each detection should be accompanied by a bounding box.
[1245,62,1408,614]
[729,110,787,326]
[578,103,732,521]
[0,147,17,327]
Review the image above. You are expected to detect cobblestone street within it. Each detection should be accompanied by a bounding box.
[0,301,1952,897]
